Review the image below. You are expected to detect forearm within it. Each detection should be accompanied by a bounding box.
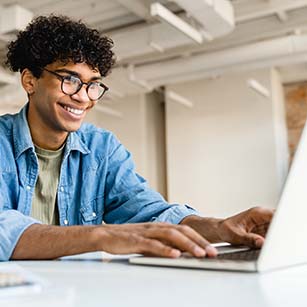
[11,224,100,260]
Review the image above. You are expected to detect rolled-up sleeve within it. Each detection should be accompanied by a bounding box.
[151,204,200,224]
[0,210,40,261]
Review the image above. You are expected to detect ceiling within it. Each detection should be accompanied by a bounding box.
[1,0,307,101]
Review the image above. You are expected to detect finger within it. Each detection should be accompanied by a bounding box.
[251,222,271,237]
[233,232,265,248]
[136,238,181,258]
[147,227,207,258]
[175,225,217,257]
[246,207,274,236]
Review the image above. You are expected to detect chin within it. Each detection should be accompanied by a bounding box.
[60,122,82,133]
[66,126,82,133]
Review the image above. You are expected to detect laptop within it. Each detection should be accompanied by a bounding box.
[129,121,307,272]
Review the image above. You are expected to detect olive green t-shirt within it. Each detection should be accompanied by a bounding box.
[30,144,65,225]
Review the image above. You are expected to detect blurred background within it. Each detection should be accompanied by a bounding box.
[0,0,306,217]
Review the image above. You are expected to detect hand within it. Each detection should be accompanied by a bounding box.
[181,207,274,248]
[95,222,218,258]
[217,207,274,247]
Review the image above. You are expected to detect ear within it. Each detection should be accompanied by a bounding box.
[21,69,37,96]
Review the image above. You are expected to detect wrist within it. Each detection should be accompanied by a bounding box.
[91,224,117,253]
[180,215,223,243]
[89,225,108,251]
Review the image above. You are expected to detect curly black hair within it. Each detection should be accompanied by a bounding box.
[5,15,115,78]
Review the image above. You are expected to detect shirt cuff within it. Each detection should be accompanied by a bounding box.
[153,204,201,224]
[0,210,41,261]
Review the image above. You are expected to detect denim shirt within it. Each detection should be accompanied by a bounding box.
[0,104,199,260]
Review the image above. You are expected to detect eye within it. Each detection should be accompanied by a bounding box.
[88,82,100,89]
[63,75,81,85]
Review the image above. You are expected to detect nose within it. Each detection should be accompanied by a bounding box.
[71,84,90,103]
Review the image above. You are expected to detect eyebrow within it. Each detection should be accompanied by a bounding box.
[54,68,102,81]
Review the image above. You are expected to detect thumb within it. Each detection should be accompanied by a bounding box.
[239,233,264,248]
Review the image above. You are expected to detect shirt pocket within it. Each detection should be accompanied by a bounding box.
[80,196,103,225]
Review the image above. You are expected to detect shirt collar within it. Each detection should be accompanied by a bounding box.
[13,103,90,159]
[65,130,91,155]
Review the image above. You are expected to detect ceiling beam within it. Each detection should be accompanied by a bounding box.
[276,11,288,22]
[102,33,307,96]
[0,68,17,86]
[110,6,307,65]
[116,0,152,21]
[0,33,15,43]
[173,0,234,38]
[0,84,26,109]
[234,0,307,23]
[132,34,307,87]
[150,2,204,44]
[0,5,33,35]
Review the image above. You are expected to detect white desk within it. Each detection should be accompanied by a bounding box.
[9,252,307,307]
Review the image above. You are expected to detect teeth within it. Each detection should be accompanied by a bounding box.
[63,105,84,115]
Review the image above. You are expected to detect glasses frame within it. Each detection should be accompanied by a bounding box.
[43,68,109,101]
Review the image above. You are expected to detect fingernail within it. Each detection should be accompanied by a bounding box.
[170,249,181,258]
[205,245,217,256]
[255,238,263,248]
[194,246,206,257]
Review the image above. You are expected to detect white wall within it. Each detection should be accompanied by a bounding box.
[165,68,288,218]
[86,92,166,197]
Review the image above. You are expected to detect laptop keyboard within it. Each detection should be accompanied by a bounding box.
[216,249,260,261]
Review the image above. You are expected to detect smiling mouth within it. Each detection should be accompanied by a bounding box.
[61,104,85,116]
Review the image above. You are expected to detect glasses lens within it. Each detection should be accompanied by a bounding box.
[62,75,81,95]
[87,83,106,100]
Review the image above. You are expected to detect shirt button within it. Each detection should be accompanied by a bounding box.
[64,219,68,225]
[92,212,96,217]
[26,186,31,191]
[60,187,64,192]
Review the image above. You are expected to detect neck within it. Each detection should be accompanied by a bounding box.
[32,130,68,150]
[27,105,68,150]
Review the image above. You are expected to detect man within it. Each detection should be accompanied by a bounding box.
[0,15,273,261]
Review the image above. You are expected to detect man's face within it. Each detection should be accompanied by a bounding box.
[28,61,102,134]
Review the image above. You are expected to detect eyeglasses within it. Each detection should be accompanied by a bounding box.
[43,68,109,101]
